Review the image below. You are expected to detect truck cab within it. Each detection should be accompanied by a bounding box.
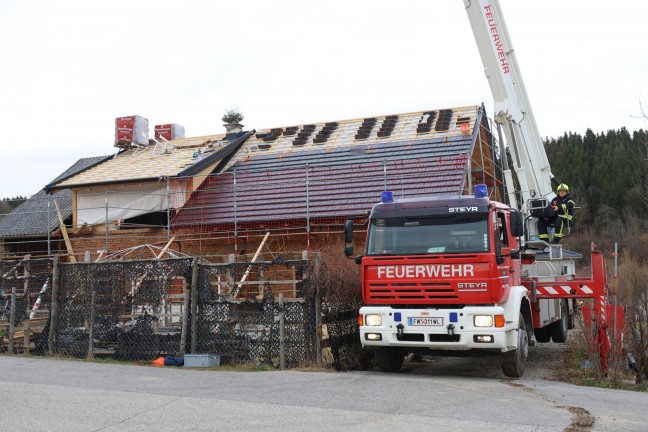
[346,189,533,377]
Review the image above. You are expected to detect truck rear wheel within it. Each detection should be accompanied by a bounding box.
[550,301,569,343]
[534,326,551,343]
[375,348,404,372]
[501,313,528,378]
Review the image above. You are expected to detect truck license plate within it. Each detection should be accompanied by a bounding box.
[409,317,443,326]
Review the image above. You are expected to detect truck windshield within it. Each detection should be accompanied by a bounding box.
[367,215,490,255]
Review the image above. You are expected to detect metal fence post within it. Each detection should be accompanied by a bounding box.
[85,251,94,359]
[190,257,199,354]
[23,254,31,354]
[87,289,96,359]
[279,292,285,370]
[179,288,190,355]
[7,286,17,354]
[48,256,60,355]
[315,275,322,365]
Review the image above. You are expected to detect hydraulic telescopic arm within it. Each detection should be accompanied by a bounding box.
[463,0,557,219]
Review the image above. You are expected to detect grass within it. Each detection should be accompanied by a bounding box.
[553,338,646,392]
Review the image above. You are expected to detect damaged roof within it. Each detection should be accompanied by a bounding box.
[172,105,486,227]
[46,132,251,190]
[221,106,479,171]
[0,156,110,238]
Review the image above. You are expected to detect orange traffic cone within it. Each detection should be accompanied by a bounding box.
[152,357,165,367]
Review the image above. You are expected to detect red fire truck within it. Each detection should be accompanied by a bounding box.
[344,0,611,377]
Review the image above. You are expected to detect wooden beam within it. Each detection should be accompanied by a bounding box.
[95,250,105,262]
[231,232,270,298]
[128,237,177,299]
[72,190,78,229]
[53,198,76,262]
[156,236,176,259]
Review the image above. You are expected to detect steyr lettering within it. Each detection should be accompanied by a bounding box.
[449,206,478,213]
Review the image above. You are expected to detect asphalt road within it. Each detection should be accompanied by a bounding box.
[1,356,646,432]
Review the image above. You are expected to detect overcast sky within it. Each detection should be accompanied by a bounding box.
[1,0,647,198]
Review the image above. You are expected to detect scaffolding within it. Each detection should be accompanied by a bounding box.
[0,115,508,262]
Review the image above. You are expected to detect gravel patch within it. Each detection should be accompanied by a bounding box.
[403,340,568,380]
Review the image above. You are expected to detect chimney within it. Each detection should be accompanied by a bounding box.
[115,115,149,148]
[155,123,185,141]
[224,123,243,135]
[222,109,244,138]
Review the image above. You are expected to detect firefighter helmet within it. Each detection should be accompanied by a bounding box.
[557,183,569,192]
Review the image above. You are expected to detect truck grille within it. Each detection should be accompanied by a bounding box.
[367,282,457,301]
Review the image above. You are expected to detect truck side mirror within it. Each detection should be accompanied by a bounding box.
[344,219,354,244]
[510,210,524,238]
[344,219,354,258]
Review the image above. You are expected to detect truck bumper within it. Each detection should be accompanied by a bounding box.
[359,306,517,352]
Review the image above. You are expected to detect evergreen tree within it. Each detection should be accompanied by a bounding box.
[544,128,647,234]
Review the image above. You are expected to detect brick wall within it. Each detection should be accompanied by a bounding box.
[60,225,366,263]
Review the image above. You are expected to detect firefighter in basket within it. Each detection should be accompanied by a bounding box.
[538,183,575,244]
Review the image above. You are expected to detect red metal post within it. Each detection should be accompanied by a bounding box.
[590,244,610,374]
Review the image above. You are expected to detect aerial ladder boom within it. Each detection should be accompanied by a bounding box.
[463,0,557,240]
[462,0,612,372]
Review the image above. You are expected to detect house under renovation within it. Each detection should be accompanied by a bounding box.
[172,104,502,259]
[0,156,109,257]
[2,105,503,262]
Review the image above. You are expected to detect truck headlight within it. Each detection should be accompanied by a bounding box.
[364,314,382,326]
[474,315,493,327]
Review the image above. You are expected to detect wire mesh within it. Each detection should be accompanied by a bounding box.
[0,258,53,354]
[54,258,192,360]
[0,254,379,369]
[320,282,372,370]
[195,260,317,366]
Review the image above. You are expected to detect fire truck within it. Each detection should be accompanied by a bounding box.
[344,0,610,377]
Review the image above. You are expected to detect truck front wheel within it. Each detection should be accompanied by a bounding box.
[501,313,528,378]
[374,347,405,372]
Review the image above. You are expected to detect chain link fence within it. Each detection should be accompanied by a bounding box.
[1,255,365,369]
[313,247,372,370]
[1,257,53,354]
[53,258,193,360]
[195,260,317,367]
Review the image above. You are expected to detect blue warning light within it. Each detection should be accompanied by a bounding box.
[449,312,458,323]
[394,312,402,322]
[381,191,394,203]
[474,184,488,198]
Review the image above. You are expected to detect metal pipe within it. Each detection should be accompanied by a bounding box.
[467,151,472,194]
[507,121,522,170]
[306,165,310,257]
[233,170,238,256]
[496,123,509,171]
[166,177,171,241]
[104,189,109,253]
[383,160,387,190]
[47,194,51,255]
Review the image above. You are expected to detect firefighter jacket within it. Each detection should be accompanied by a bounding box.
[551,194,575,221]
